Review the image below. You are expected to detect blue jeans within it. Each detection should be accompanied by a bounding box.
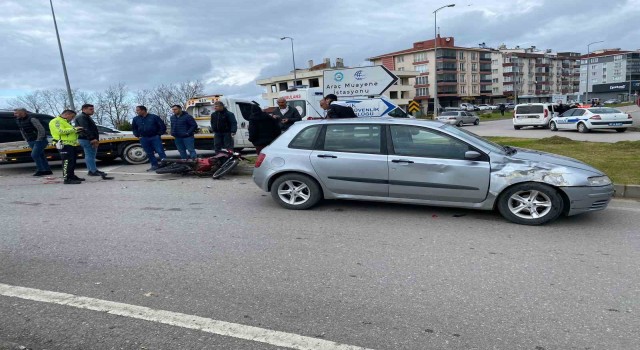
[78,139,98,173]
[174,136,196,160]
[27,140,51,172]
[140,135,167,167]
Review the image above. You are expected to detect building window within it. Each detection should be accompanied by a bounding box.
[309,78,320,88]
[416,76,429,85]
[460,85,466,94]
[396,56,404,63]
[459,62,465,71]
[472,63,478,71]
[458,51,465,60]
[398,67,405,71]
[390,91,398,99]
[416,87,429,96]
[459,74,466,83]
[270,85,277,93]
[415,64,428,73]
[472,74,478,82]
[471,52,477,60]
[472,85,478,94]
[278,82,288,91]
[414,52,426,62]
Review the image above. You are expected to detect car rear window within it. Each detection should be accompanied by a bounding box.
[588,108,621,114]
[440,112,458,116]
[289,125,321,149]
[516,105,544,114]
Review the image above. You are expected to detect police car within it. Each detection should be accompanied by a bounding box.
[549,107,633,133]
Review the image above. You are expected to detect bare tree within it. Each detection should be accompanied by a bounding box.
[7,91,45,113]
[97,83,132,129]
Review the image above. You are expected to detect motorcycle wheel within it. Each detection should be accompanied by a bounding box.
[212,158,240,179]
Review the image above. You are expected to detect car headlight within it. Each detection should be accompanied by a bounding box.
[588,176,612,186]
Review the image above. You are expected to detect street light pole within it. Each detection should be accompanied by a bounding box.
[281,37,297,88]
[585,40,604,104]
[49,0,75,111]
[433,4,455,119]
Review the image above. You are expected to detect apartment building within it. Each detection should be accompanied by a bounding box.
[579,49,640,100]
[368,36,494,109]
[256,58,418,108]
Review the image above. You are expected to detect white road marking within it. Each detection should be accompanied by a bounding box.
[0,283,371,350]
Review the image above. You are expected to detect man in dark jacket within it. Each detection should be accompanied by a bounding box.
[272,97,302,131]
[170,105,198,160]
[499,103,506,116]
[324,94,357,119]
[210,101,238,152]
[14,108,52,176]
[132,105,167,171]
[248,104,281,154]
[75,103,109,177]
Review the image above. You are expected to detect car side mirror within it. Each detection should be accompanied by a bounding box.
[465,151,482,160]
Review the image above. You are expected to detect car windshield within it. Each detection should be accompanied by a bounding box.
[440,112,458,116]
[516,105,544,114]
[439,124,505,154]
[588,108,621,114]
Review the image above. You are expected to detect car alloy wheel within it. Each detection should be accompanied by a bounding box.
[507,190,552,220]
[577,123,589,133]
[549,122,557,131]
[278,180,310,205]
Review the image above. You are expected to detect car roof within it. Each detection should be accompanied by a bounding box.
[296,117,444,127]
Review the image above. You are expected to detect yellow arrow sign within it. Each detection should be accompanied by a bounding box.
[408,100,420,113]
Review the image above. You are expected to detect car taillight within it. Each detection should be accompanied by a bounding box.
[512,110,516,118]
[544,109,548,118]
[448,117,456,120]
[590,115,601,120]
[255,153,266,168]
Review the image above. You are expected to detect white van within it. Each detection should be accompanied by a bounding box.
[513,103,558,129]
[278,87,409,119]
[185,95,257,148]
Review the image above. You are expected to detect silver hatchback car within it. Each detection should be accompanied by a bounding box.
[253,119,614,225]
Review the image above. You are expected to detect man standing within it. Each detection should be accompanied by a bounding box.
[248,104,281,154]
[272,97,302,132]
[49,110,83,184]
[170,105,198,160]
[324,94,357,119]
[14,108,52,176]
[75,104,109,177]
[499,103,506,116]
[210,101,237,152]
[132,105,167,171]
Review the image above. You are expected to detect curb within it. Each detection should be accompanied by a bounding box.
[235,165,640,200]
[614,184,640,199]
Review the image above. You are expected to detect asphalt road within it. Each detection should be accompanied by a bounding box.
[1,162,639,349]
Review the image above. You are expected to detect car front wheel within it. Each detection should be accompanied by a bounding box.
[615,128,626,133]
[497,183,564,225]
[473,119,480,125]
[271,174,322,210]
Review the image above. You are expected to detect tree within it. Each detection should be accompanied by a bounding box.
[97,83,132,130]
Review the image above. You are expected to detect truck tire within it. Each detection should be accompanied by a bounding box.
[121,143,148,165]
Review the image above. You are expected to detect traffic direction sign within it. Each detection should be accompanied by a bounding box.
[323,66,399,98]
[408,100,421,114]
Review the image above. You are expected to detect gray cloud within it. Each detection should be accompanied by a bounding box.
[1,0,638,104]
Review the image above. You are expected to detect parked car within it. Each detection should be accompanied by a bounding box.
[436,111,480,126]
[476,104,493,111]
[459,103,479,111]
[0,110,55,143]
[505,103,516,109]
[253,118,614,225]
[549,107,633,133]
[513,103,558,129]
[603,99,620,105]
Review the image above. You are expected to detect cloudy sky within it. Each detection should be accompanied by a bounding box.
[1,0,638,107]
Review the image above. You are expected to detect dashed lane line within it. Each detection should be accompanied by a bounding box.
[0,283,372,350]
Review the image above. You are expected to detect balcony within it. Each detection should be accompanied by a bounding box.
[480,55,492,62]
[437,80,458,85]
[481,89,492,94]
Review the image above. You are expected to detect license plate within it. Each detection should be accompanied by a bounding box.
[608,123,623,126]
[527,115,539,119]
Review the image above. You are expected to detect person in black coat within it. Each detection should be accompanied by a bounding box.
[272,97,302,131]
[324,94,357,119]
[248,104,281,154]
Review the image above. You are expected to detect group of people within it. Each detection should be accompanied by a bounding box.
[15,104,111,185]
[13,93,357,184]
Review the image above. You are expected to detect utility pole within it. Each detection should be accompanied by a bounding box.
[585,40,604,104]
[50,0,75,110]
[281,37,297,87]
[432,4,455,119]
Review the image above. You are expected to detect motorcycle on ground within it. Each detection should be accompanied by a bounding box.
[155,149,248,179]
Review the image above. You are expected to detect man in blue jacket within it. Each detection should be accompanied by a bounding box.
[169,105,198,160]
[132,105,167,171]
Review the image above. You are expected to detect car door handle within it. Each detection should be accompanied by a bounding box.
[317,154,337,159]
[392,159,414,164]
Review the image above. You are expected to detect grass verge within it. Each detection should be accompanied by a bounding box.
[478,111,513,121]
[487,136,640,184]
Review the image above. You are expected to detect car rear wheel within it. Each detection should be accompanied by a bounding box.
[473,119,480,125]
[497,183,564,225]
[514,125,522,130]
[456,120,464,127]
[615,128,626,133]
[271,174,322,210]
[577,122,590,133]
[549,121,558,131]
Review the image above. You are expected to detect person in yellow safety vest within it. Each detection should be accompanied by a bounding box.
[49,109,84,184]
